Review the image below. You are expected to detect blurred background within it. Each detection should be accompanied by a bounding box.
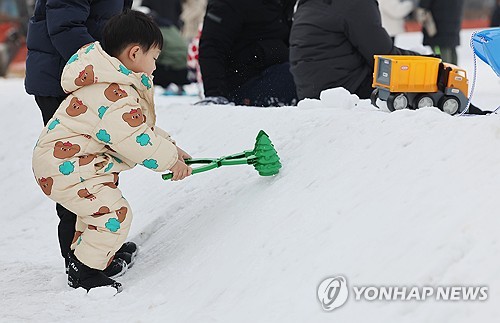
[0,0,498,79]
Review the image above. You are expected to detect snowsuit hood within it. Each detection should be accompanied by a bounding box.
[61,42,156,122]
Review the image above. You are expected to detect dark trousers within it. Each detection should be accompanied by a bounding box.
[34,95,76,260]
[153,64,190,88]
[228,62,298,107]
[355,74,376,100]
[433,46,458,65]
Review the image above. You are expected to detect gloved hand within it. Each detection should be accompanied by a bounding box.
[415,8,437,37]
[194,96,233,106]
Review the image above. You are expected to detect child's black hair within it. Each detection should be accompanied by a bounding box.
[102,9,163,57]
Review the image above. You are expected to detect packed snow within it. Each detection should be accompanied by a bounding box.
[1,30,500,322]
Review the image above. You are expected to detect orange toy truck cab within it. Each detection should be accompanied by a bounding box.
[371,55,469,115]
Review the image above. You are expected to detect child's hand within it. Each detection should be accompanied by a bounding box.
[169,160,192,181]
[177,146,192,161]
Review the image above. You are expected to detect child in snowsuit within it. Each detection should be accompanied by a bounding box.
[25,0,134,278]
[32,10,192,293]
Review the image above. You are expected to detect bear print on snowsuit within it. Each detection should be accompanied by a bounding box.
[66,97,88,117]
[93,206,111,217]
[78,154,96,166]
[74,65,96,87]
[37,177,53,195]
[122,108,146,127]
[77,188,96,200]
[104,83,128,102]
[53,141,81,159]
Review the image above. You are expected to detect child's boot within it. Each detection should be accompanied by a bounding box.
[114,252,135,268]
[117,241,138,258]
[103,257,128,278]
[67,251,122,293]
[114,241,139,268]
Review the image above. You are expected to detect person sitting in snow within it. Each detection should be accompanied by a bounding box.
[196,0,298,107]
[289,0,417,102]
[32,10,192,293]
[289,0,490,115]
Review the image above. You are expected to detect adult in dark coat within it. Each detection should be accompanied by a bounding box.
[197,0,298,107]
[25,0,132,122]
[142,0,183,29]
[490,0,500,27]
[289,0,416,101]
[419,0,465,65]
[24,0,132,271]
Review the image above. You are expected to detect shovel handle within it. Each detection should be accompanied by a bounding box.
[162,162,217,180]
[161,155,255,181]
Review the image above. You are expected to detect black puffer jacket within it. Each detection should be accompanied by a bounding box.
[419,0,464,48]
[290,0,415,100]
[142,0,183,28]
[25,0,132,97]
[199,0,295,97]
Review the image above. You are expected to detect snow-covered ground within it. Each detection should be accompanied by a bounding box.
[1,30,500,322]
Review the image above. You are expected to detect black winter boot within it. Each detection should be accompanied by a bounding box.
[67,252,122,293]
[114,241,138,269]
[102,258,128,278]
[117,242,138,258]
[115,252,135,268]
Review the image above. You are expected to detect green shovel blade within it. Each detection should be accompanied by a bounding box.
[252,130,282,176]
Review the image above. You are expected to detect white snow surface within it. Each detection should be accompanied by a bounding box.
[1,30,500,322]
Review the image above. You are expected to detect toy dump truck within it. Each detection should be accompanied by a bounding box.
[371,55,469,115]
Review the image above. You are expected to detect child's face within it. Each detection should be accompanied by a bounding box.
[123,45,161,76]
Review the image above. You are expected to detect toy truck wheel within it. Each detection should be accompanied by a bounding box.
[439,96,460,115]
[370,88,379,107]
[414,95,434,109]
[387,93,409,112]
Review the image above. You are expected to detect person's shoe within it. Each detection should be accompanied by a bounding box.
[465,103,492,115]
[117,241,138,257]
[116,242,138,266]
[115,252,135,268]
[67,251,122,293]
[102,258,128,279]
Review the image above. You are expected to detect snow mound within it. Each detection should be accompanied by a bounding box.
[298,87,362,110]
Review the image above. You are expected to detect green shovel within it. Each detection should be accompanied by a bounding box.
[162,130,282,180]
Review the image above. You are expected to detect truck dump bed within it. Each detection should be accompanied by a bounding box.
[372,55,442,93]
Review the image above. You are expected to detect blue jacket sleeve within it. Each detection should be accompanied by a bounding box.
[46,0,95,61]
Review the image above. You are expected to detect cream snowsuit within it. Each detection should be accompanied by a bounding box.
[32,42,178,270]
